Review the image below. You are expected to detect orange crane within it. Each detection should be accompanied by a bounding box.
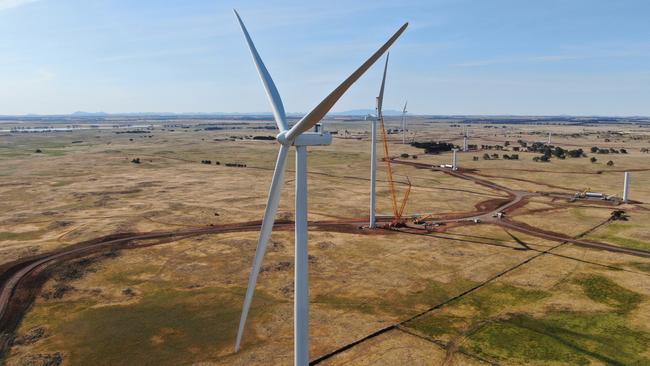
[379,115,411,226]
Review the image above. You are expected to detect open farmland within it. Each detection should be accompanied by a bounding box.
[1,116,650,365]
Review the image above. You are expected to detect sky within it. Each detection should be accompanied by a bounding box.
[1,0,649,116]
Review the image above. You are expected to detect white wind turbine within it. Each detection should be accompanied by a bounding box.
[463,126,469,151]
[232,10,408,365]
[369,53,390,229]
[401,100,408,144]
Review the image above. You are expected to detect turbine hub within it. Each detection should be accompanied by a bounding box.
[276,131,290,146]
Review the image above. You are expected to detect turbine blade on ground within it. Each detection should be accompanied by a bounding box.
[234,9,288,132]
[377,53,389,117]
[235,144,289,352]
[285,22,409,141]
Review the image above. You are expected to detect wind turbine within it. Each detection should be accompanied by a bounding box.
[232,10,408,365]
[369,54,390,229]
[401,101,408,144]
[463,126,469,152]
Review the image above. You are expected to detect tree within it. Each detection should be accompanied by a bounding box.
[620,148,627,154]
[591,146,598,153]
[483,153,491,160]
[590,157,597,163]
[567,149,584,158]
[540,155,550,162]
[606,160,614,166]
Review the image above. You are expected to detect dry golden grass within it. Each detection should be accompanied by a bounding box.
[2,118,650,365]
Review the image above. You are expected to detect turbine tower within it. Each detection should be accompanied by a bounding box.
[623,172,630,202]
[370,55,390,229]
[452,148,458,171]
[233,10,407,365]
[463,126,469,152]
[401,100,408,144]
[369,109,377,228]
[548,132,552,145]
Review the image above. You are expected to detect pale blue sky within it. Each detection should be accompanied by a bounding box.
[1,0,649,116]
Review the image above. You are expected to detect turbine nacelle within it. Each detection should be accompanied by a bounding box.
[277,130,332,146]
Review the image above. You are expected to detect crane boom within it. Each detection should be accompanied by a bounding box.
[379,115,399,219]
[379,115,411,225]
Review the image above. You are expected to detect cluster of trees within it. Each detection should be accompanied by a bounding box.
[483,153,500,160]
[529,142,585,159]
[641,148,649,153]
[201,160,221,165]
[115,130,148,134]
[410,141,455,154]
[528,142,586,162]
[480,144,506,150]
[131,158,140,164]
[252,135,275,140]
[225,163,247,167]
[503,154,519,160]
[590,146,627,154]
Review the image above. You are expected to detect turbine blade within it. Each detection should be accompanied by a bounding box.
[285,22,409,141]
[235,144,289,352]
[403,100,407,113]
[234,9,288,132]
[377,53,389,117]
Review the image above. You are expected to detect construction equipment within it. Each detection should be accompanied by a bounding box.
[414,213,435,225]
[379,113,411,227]
[574,187,591,199]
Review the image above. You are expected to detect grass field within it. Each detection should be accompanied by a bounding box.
[2,117,650,365]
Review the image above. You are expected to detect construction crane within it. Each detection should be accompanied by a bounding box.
[413,213,435,225]
[379,114,411,227]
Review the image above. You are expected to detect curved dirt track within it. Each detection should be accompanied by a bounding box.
[0,219,375,354]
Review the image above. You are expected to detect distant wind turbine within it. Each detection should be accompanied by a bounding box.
[463,126,469,151]
[232,10,407,365]
[401,100,408,144]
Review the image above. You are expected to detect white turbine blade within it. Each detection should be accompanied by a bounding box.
[235,144,289,352]
[402,100,408,113]
[285,22,409,141]
[234,9,288,132]
[377,53,389,116]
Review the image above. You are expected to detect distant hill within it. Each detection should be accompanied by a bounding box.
[71,111,109,116]
[329,109,404,116]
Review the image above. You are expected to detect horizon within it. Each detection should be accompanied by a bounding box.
[1,1,650,116]
[2,111,650,119]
